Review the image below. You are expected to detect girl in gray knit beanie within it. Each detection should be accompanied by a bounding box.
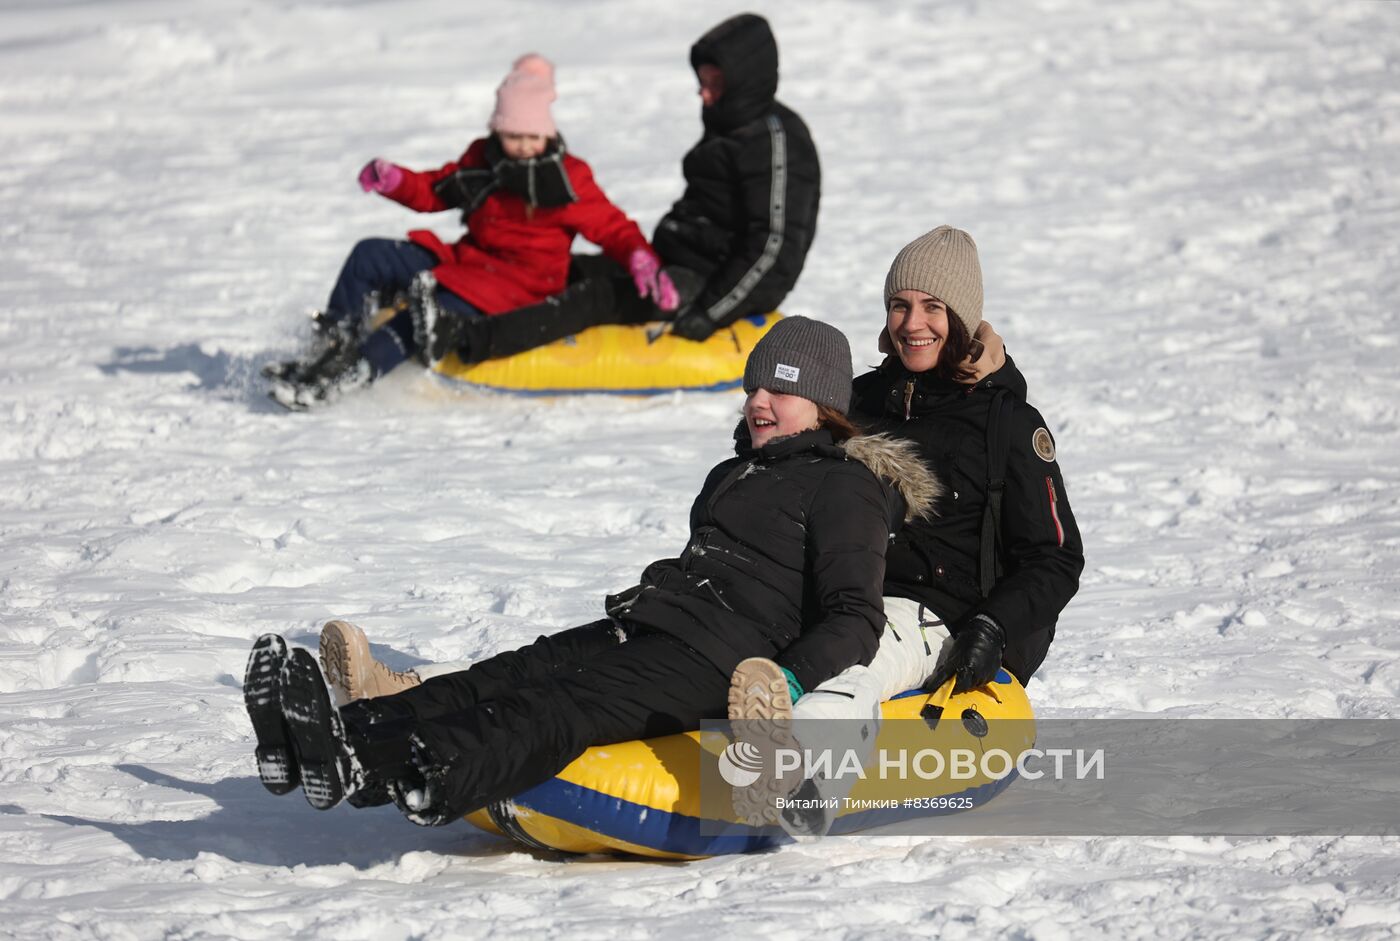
[742,316,857,447]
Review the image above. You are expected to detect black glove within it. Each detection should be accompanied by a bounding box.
[923,614,1006,694]
[670,308,718,342]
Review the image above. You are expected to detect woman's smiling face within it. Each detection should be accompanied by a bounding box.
[744,387,820,448]
[886,290,950,373]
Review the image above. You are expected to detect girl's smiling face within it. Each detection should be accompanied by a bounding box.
[886,290,950,373]
[744,387,820,448]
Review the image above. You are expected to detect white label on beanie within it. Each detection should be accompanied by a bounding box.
[775,363,800,382]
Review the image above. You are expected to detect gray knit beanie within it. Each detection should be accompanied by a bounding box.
[883,225,984,335]
[743,316,853,414]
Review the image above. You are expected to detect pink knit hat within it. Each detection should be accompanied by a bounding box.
[489,53,557,137]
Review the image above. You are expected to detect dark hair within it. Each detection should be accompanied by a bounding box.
[816,404,861,443]
[932,309,983,384]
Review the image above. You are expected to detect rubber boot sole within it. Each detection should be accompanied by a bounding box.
[243,634,300,796]
[279,648,348,810]
[319,619,421,706]
[318,619,368,707]
[727,657,801,826]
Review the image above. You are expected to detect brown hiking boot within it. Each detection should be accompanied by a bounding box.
[727,657,802,826]
[318,620,421,706]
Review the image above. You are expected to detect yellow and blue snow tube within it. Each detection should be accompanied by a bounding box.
[464,670,1034,858]
[431,313,782,396]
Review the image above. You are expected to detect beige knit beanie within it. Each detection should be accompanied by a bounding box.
[883,225,983,335]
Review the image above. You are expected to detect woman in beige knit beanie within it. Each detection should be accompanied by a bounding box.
[722,224,1086,840]
[856,223,1081,717]
[879,224,1003,381]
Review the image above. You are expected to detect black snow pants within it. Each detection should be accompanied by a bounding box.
[453,255,703,364]
[381,619,730,819]
[451,255,647,364]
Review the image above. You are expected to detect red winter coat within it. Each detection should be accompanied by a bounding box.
[383,139,651,314]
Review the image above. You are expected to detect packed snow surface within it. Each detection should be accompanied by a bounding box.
[3,0,1399,937]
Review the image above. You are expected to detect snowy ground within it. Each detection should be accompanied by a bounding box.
[2,0,1399,937]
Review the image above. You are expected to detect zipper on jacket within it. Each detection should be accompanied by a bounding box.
[707,542,758,566]
[694,577,735,612]
[1045,476,1065,547]
[683,529,711,566]
[903,380,915,420]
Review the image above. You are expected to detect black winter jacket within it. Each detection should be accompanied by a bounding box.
[608,429,902,694]
[850,355,1085,683]
[652,14,821,330]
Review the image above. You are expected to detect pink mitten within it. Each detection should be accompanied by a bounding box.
[358,158,403,194]
[654,269,679,312]
[629,249,679,311]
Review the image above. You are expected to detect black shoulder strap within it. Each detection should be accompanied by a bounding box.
[979,389,1015,597]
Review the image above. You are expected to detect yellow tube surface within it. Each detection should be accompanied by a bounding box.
[465,671,1035,858]
[431,313,782,395]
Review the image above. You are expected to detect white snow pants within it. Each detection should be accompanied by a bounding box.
[789,596,954,807]
[418,597,952,714]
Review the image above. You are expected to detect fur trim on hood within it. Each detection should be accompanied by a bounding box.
[840,433,943,522]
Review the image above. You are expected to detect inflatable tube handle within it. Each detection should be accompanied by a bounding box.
[919,676,958,731]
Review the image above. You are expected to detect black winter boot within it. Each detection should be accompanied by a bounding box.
[262,311,365,383]
[266,338,373,411]
[279,650,431,812]
[243,634,300,795]
[409,272,483,367]
[277,648,353,809]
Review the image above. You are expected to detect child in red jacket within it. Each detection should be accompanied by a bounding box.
[268,54,676,409]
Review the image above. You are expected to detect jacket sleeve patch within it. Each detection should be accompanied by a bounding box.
[1032,427,1056,463]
